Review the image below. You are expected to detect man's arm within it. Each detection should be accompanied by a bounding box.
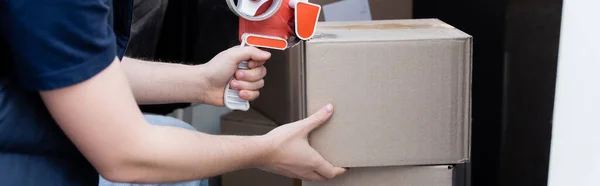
[41,58,272,183]
[4,0,344,183]
[41,56,344,184]
[121,52,268,106]
[120,57,207,104]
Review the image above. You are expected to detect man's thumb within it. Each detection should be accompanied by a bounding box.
[229,46,271,63]
[301,104,334,133]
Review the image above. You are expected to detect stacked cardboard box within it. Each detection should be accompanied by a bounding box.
[248,18,472,185]
[219,109,469,186]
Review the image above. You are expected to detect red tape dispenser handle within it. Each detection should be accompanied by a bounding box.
[224,0,321,111]
[223,34,288,111]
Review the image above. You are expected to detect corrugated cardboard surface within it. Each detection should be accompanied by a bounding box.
[312,0,413,21]
[306,19,472,167]
[252,19,472,168]
[303,165,454,186]
[220,109,297,186]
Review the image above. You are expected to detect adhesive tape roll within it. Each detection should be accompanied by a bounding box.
[226,0,283,21]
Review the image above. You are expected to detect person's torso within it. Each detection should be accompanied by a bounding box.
[0,0,132,185]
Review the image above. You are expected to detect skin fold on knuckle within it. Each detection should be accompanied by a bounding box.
[312,113,325,124]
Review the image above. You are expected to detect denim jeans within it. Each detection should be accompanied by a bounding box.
[98,114,208,186]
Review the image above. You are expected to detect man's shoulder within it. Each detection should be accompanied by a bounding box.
[1,0,113,13]
[0,0,134,91]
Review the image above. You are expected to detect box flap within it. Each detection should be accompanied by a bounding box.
[310,19,471,43]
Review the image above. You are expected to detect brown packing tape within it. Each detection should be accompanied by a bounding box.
[310,0,413,21]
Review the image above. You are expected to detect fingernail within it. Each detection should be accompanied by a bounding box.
[231,81,238,88]
[325,104,333,113]
[237,71,245,78]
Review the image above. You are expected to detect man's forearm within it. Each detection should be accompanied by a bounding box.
[42,58,343,184]
[41,59,274,183]
[121,57,208,104]
[116,125,273,183]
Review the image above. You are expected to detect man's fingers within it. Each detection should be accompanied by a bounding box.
[248,60,267,69]
[300,104,334,132]
[332,167,347,178]
[230,79,264,91]
[228,46,271,63]
[239,90,260,101]
[236,66,266,82]
[315,159,346,180]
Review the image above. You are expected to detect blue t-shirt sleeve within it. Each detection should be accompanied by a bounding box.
[1,0,117,91]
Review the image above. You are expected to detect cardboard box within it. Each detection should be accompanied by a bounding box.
[303,165,461,186]
[251,19,473,167]
[220,109,297,186]
[311,0,413,21]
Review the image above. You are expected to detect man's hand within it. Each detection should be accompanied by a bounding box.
[259,104,347,181]
[200,46,271,106]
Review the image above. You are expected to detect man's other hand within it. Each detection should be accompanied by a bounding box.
[259,104,347,181]
[199,46,271,106]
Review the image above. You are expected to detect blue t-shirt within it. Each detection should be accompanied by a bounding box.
[0,0,132,185]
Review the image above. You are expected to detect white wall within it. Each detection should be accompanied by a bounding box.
[547,0,600,185]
